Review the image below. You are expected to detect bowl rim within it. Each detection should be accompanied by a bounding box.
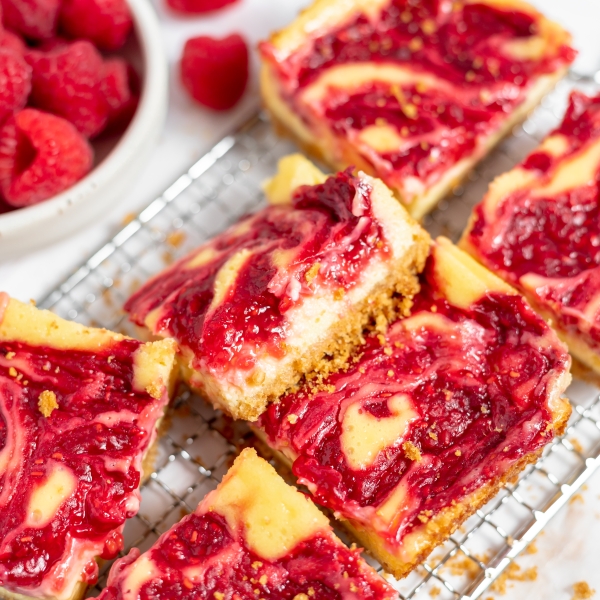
[0,0,168,236]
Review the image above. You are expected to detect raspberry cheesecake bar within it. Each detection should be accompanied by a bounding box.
[125,155,429,421]
[257,239,571,577]
[0,294,177,600]
[462,91,600,377]
[97,448,396,600]
[260,0,576,219]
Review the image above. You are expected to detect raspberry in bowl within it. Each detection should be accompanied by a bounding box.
[0,0,168,258]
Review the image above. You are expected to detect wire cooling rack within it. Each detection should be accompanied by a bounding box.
[39,72,600,600]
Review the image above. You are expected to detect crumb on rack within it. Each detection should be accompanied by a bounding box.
[525,541,537,555]
[570,438,584,453]
[38,390,59,417]
[570,493,584,505]
[572,582,595,600]
[442,553,488,580]
[122,213,136,226]
[167,230,186,248]
[490,562,537,594]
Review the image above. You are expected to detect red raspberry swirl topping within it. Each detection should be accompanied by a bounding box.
[98,512,394,600]
[261,0,576,201]
[465,91,600,351]
[258,252,569,547]
[0,336,167,599]
[125,170,389,375]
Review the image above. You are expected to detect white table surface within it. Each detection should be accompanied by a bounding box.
[2,0,600,597]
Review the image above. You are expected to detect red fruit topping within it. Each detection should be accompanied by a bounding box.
[180,34,248,111]
[59,0,133,51]
[0,30,26,55]
[100,58,139,133]
[0,49,31,125]
[101,530,124,560]
[25,40,109,138]
[0,108,93,207]
[166,0,237,14]
[0,0,60,40]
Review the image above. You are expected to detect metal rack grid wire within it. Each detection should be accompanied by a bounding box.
[39,71,600,600]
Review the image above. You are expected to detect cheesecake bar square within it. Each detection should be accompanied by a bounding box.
[256,238,571,577]
[260,0,575,219]
[462,91,600,378]
[0,294,177,600]
[97,448,396,600]
[125,154,429,421]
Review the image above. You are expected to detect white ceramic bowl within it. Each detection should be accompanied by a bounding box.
[0,0,168,260]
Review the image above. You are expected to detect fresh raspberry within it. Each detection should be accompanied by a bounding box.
[0,108,93,207]
[25,40,109,138]
[59,0,133,51]
[0,49,31,125]
[0,0,60,40]
[180,34,248,111]
[100,58,139,133]
[36,36,70,52]
[0,30,26,55]
[166,0,237,14]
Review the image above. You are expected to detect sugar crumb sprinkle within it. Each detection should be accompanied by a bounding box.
[403,441,422,462]
[38,390,59,417]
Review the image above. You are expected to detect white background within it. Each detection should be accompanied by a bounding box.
[2,0,600,597]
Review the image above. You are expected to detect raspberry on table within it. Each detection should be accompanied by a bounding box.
[0,108,93,207]
[26,40,109,138]
[100,58,139,133]
[59,0,133,51]
[166,0,237,14]
[0,49,30,124]
[180,33,248,111]
[0,0,60,40]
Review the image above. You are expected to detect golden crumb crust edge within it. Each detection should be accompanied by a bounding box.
[342,401,571,578]
[0,582,87,600]
[181,232,430,421]
[253,396,571,579]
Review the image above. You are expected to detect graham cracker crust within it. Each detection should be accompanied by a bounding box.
[0,582,87,600]
[568,355,600,389]
[141,411,172,483]
[183,232,430,422]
